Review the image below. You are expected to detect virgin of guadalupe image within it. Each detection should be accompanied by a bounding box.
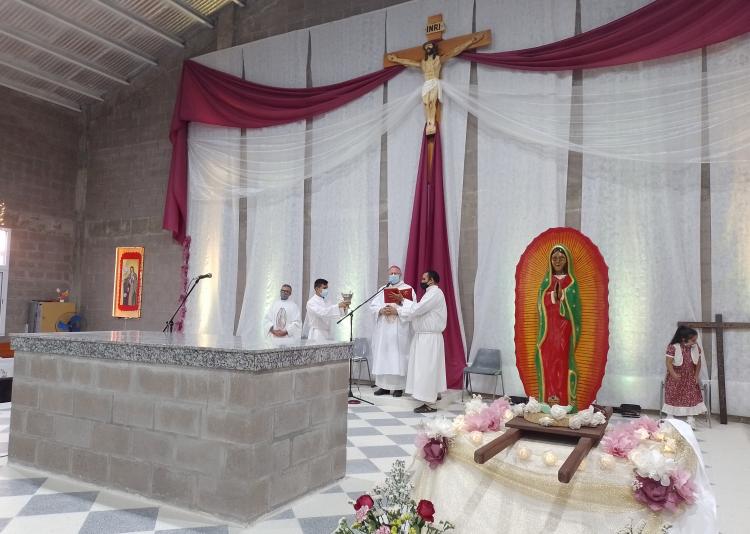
[534,245,581,409]
[122,265,138,306]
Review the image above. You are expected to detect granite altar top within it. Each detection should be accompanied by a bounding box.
[10,331,352,372]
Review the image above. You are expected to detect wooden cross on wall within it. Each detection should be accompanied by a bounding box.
[383,14,491,136]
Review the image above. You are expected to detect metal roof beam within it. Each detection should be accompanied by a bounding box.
[0,78,80,112]
[93,0,184,48]
[0,25,129,86]
[0,54,104,100]
[15,0,158,66]
[161,0,214,28]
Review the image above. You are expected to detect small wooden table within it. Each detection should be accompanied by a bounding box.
[474,407,613,483]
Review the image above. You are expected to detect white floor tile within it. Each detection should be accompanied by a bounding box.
[0,495,34,517]
[2,511,89,534]
[244,518,303,533]
[292,492,352,519]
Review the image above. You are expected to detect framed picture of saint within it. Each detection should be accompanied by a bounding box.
[113,247,144,318]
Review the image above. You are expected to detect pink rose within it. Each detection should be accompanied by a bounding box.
[630,416,659,436]
[633,475,686,512]
[671,469,697,504]
[375,527,391,534]
[354,494,374,511]
[423,437,448,469]
[601,426,640,458]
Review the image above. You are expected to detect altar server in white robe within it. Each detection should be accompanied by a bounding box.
[394,270,447,413]
[264,284,302,339]
[370,265,412,397]
[304,278,348,341]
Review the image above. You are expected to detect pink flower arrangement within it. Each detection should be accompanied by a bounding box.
[374,527,390,534]
[633,469,696,512]
[630,416,660,436]
[463,398,511,433]
[601,416,660,458]
[601,425,641,458]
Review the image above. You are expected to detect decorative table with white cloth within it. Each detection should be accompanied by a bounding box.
[410,416,717,534]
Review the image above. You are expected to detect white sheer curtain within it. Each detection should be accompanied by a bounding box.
[580,0,702,410]
[469,0,576,396]
[181,0,750,413]
[308,11,386,342]
[234,30,308,338]
[707,35,750,417]
[183,48,242,336]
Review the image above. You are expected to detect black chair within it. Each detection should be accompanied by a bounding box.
[351,338,373,393]
[462,348,504,401]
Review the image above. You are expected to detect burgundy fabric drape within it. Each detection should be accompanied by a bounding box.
[164,60,404,242]
[461,0,750,71]
[404,126,465,390]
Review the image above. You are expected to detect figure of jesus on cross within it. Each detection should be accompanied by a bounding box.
[384,15,491,135]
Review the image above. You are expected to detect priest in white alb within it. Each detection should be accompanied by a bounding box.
[394,270,447,413]
[263,283,301,339]
[369,265,412,397]
[304,278,349,341]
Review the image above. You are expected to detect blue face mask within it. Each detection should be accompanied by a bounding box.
[320,288,328,299]
[388,274,400,285]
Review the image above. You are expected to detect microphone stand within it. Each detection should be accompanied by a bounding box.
[163,277,203,333]
[337,284,390,405]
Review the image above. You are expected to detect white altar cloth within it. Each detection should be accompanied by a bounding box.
[411,419,716,534]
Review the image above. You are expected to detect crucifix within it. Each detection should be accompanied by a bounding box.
[679,315,750,424]
[384,14,491,136]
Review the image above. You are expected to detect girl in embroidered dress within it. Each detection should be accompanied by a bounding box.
[663,326,707,427]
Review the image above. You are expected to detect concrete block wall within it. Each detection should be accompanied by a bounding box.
[9,351,349,523]
[0,87,82,334]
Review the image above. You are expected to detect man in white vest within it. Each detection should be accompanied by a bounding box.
[264,283,301,339]
[394,270,447,413]
[369,265,413,397]
[304,278,348,341]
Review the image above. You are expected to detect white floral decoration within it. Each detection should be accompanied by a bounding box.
[628,447,675,486]
[550,405,568,420]
[421,416,456,440]
[524,397,541,414]
[451,414,466,433]
[464,394,485,416]
[511,403,526,416]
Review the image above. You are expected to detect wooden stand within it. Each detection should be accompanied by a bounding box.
[474,407,613,483]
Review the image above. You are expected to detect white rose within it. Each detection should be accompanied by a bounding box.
[550,405,568,420]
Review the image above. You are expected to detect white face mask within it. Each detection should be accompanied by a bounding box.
[320,288,328,299]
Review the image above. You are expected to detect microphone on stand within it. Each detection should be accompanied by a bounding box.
[163,273,212,333]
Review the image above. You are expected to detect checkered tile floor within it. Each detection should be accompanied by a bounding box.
[0,393,466,534]
[0,395,745,533]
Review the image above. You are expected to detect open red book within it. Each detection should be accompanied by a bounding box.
[383,287,413,304]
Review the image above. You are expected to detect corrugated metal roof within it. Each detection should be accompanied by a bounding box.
[0,0,241,112]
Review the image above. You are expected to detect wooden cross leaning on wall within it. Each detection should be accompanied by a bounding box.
[383,14,491,136]
[679,315,750,424]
